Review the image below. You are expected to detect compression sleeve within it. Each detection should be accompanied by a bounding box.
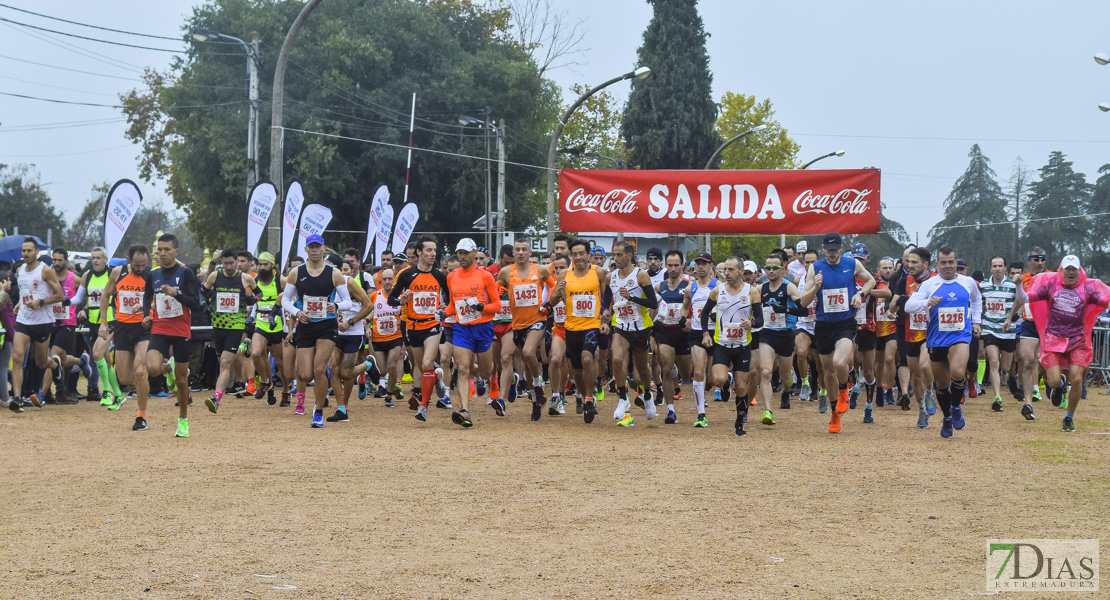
[69,286,86,307]
[700,298,718,331]
[176,268,202,312]
[603,286,613,310]
[142,270,154,317]
[628,284,659,309]
[749,302,764,329]
[280,282,299,317]
[481,274,501,318]
[786,300,809,317]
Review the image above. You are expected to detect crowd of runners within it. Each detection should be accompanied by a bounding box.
[2,230,1108,439]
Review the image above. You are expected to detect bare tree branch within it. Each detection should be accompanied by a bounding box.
[507,0,589,76]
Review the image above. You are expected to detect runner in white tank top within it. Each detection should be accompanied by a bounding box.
[11,239,64,408]
[603,242,658,426]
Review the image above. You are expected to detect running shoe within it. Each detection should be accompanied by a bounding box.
[475,377,488,398]
[951,405,966,430]
[614,398,630,420]
[1051,383,1066,408]
[991,397,1003,412]
[595,383,605,403]
[721,374,733,403]
[849,384,859,409]
[358,374,367,400]
[897,394,910,411]
[617,413,634,427]
[100,390,114,407]
[451,409,473,427]
[238,340,251,357]
[607,377,617,393]
[967,381,977,399]
[294,400,305,415]
[644,397,656,420]
[491,397,506,417]
[415,406,428,421]
[940,416,953,438]
[1021,404,1036,421]
[436,397,453,409]
[924,390,937,416]
[7,399,23,413]
[374,385,388,398]
[205,396,219,414]
[761,410,775,425]
[531,400,543,421]
[254,379,269,400]
[280,392,291,407]
[132,416,147,431]
[734,414,746,437]
[408,393,419,411]
[863,407,874,424]
[829,411,841,434]
[1032,387,1042,402]
[644,386,654,406]
[885,388,895,407]
[434,367,448,399]
[311,412,325,428]
[50,355,63,382]
[713,388,722,402]
[384,395,394,408]
[164,365,177,393]
[246,379,257,396]
[175,418,189,438]
[799,385,811,402]
[672,389,682,402]
[917,404,929,428]
[1062,416,1076,432]
[694,413,708,428]
[665,409,677,424]
[1009,375,1022,400]
[583,400,597,424]
[507,374,519,403]
[533,385,546,406]
[326,409,349,422]
[780,391,791,410]
[818,392,829,414]
[108,396,127,411]
[576,396,584,415]
[29,393,42,408]
[554,399,566,415]
[633,389,644,408]
[267,388,277,406]
[549,398,563,416]
[836,388,849,414]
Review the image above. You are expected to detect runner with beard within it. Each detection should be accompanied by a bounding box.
[681,252,718,427]
[757,253,808,426]
[101,245,151,417]
[888,247,936,428]
[904,247,982,439]
[645,247,666,403]
[249,252,291,406]
[979,255,1019,413]
[41,249,85,403]
[77,247,123,406]
[201,250,260,414]
[1008,246,1055,418]
[654,250,691,425]
[605,241,659,428]
[10,239,65,408]
[367,268,406,407]
[496,238,555,421]
[794,249,821,406]
[847,244,892,424]
[545,254,571,416]
[873,257,899,410]
[1005,261,1026,399]
[442,238,501,427]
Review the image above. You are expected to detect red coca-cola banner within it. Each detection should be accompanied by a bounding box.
[559,168,881,234]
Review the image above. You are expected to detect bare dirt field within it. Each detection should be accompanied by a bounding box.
[3,383,1108,599]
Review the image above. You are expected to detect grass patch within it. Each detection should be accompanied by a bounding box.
[1016,440,1088,465]
[1017,440,1068,450]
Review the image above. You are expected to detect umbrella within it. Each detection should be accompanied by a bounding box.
[0,235,47,264]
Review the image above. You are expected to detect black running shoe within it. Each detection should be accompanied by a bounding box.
[374,385,387,398]
[325,409,349,422]
[267,388,277,406]
[531,401,543,422]
[899,394,911,411]
[991,399,1003,412]
[1062,416,1076,432]
[132,417,148,431]
[780,391,791,410]
[279,392,291,407]
[1051,384,1065,408]
[576,397,584,414]
[583,400,597,423]
[8,400,23,413]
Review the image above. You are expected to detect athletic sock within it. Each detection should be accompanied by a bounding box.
[950,378,967,406]
[936,388,952,417]
[106,365,122,397]
[1065,412,1074,419]
[421,370,435,408]
[296,392,306,404]
[533,376,543,387]
[314,408,323,416]
[137,410,146,418]
[338,405,347,414]
[977,359,987,385]
[214,390,224,401]
[94,359,111,394]
[693,380,706,413]
[667,403,674,413]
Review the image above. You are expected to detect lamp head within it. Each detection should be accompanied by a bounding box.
[1100,103,1110,113]
[192,27,218,42]
[1095,52,1110,66]
[632,66,651,80]
[834,149,846,157]
[752,124,768,133]
[458,115,482,126]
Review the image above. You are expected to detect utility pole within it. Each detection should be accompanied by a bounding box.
[497,119,506,247]
[484,106,492,252]
[247,34,260,189]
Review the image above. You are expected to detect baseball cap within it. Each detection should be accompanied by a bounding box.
[325,253,344,266]
[851,242,869,259]
[392,253,408,262]
[1060,255,1082,270]
[305,233,325,246]
[743,260,759,273]
[822,232,842,250]
[477,246,489,256]
[257,251,275,264]
[455,238,478,252]
[693,252,713,263]
[956,259,967,268]
[646,247,663,259]
[796,240,808,253]
[591,246,606,257]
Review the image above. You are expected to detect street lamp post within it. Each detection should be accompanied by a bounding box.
[801,149,846,170]
[546,66,650,249]
[192,27,261,189]
[701,124,768,252]
[460,113,506,249]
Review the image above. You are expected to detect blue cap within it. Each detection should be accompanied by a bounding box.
[591,246,606,256]
[851,242,869,258]
[305,233,325,246]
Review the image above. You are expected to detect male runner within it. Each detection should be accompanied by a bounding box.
[1017,255,1110,432]
[799,232,876,434]
[700,256,763,437]
[654,250,691,424]
[681,252,718,426]
[326,261,374,422]
[250,252,290,405]
[794,249,821,405]
[10,238,64,408]
[549,239,610,423]
[368,268,406,407]
[874,257,899,409]
[757,253,808,425]
[546,254,571,415]
[605,241,659,427]
[280,234,353,428]
[979,255,1018,412]
[496,238,555,421]
[888,247,936,428]
[42,248,84,403]
[443,238,502,426]
[78,247,123,406]
[904,247,981,439]
[141,234,202,437]
[1009,246,1055,415]
[202,249,260,414]
[102,245,151,416]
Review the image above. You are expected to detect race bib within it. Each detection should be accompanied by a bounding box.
[985,299,1006,319]
[496,300,512,322]
[1023,302,1034,321]
[88,288,103,309]
[52,303,68,320]
[855,306,867,325]
[571,293,597,318]
[553,302,567,324]
[659,302,681,325]
[909,311,928,331]
[376,315,398,336]
[799,303,816,324]
[614,300,637,324]
[876,301,894,322]
[303,295,327,320]
[455,299,481,324]
[763,306,784,329]
[720,322,747,346]
[216,292,240,314]
[118,290,143,314]
[693,300,709,325]
[822,287,849,313]
[938,306,965,332]
[513,284,539,307]
[21,293,34,308]
[412,291,438,315]
[156,293,183,319]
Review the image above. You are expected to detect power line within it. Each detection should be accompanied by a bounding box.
[0,74,121,98]
[0,118,127,133]
[0,90,246,110]
[795,132,1110,144]
[1,21,142,72]
[0,15,186,52]
[0,3,180,40]
[0,143,132,158]
[0,53,141,80]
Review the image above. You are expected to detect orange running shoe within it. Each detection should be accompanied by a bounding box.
[247,380,257,395]
[836,388,849,414]
[468,379,476,399]
[751,397,758,406]
[829,410,842,433]
[490,374,500,400]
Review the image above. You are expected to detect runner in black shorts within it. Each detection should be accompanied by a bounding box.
[654,250,692,424]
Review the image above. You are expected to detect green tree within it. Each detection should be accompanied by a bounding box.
[621,0,719,170]
[1005,157,1034,261]
[0,164,66,241]
[713,92,799,170]
[1085,163,1110,278]
[121,0,558,251]
[1022,151,1091,260]
[928,144,1012,270]
[558,83,629,170]
[62,183,110,251]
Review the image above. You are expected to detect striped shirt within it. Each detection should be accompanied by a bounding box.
[979,276,1018,339]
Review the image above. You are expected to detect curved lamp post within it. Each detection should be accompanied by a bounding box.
[546,66,650,249]
[701,124,768,251]
[801,149,846,170]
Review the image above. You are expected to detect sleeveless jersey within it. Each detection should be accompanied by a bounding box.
[564,267,601,332]
[493,285,513,324]
[339,276,365,337]
[16,262,55,326]
[86,269,113,324]
[713,282,753,347]
[114,266,147,324]
[852,276,876,332]
[293,263,338,323]
[656,279,689,326]
[797,277,817,332]
[761,280,797,331]
[814,257,857,322]
[904,272,931,343]
[211,270,248,330]
[874,281,896,337]
[508,264,545,330]
[610,267,652,331]
[254,277,283,334]
[689,278,718,331]
[980,277,1018,339]
[150,264,192,337]
[51,270,77,326]
[370,290,402,342]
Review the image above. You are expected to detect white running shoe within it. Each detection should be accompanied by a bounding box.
[614,397,630,420]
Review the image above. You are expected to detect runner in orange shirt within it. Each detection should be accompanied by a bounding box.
[443,238,502,427]
[545,254,571,416]
[388,235,449,421]
[496,238,556,421]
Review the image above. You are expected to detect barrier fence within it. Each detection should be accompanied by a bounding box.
[1090,326,1110,393]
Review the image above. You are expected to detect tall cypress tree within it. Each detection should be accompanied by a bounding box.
[1022,151,1091,260]
[621,0,719,170]
[928,144,1012,270]
[1087,164,1110,277]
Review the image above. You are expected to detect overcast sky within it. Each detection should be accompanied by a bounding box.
[2,0,1109,247]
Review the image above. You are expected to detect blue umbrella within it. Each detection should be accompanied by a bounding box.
[0,235,47,264]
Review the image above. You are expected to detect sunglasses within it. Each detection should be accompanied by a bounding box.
[1028,256,1046,262]
[763,265,783,271]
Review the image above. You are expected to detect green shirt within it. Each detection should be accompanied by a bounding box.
[979,277,1017,339]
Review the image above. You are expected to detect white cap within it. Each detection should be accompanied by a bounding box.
[743,260,759,273]
[1060,255,1082,270]
[796,240,807,253]
[455,238,477,252]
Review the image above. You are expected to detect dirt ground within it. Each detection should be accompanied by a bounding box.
[2,380,1108,599]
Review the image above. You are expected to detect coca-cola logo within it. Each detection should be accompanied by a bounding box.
[793,188,872,216]
[564,188,640,214]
